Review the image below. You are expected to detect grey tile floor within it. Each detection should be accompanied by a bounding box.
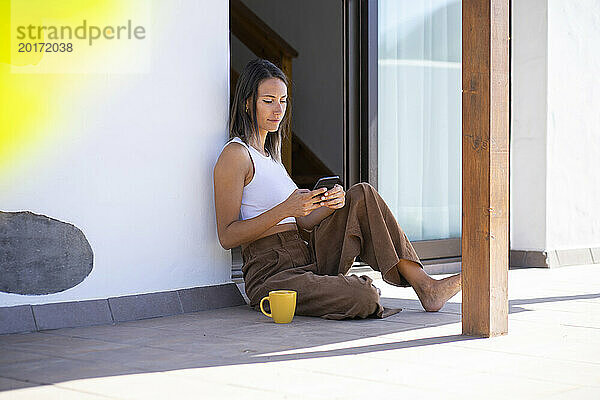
[1,264,599,399]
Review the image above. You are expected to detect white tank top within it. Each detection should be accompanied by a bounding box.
[220,136,298,225]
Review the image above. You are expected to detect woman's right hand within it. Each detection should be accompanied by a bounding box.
[283,187,328,218]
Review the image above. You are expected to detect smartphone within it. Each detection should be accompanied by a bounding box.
[313,176,342,191]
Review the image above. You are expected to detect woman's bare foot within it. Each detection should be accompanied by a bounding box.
[394,260,462,312]
[414,273,462,312]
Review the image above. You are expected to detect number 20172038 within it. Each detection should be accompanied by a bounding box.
[18,42,73,52]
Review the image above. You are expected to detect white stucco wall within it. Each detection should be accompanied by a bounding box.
[511,0,600,253]
[546,0,600,250]
[0,0,232,307]
[510,0,548,251]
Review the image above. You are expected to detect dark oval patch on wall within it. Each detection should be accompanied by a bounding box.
[0,211,93,295]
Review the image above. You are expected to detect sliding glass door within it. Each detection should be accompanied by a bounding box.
[376,0,462,260]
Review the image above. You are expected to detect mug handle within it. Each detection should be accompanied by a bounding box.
[260,296,272,318]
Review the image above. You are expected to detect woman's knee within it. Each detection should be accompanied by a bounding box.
[348,181,372,191]
[347,182,374,201]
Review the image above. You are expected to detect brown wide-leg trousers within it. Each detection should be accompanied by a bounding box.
[240,182,425,320]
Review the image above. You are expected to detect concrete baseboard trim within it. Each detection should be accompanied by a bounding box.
[0,282,245,336]
[510,248,600,268]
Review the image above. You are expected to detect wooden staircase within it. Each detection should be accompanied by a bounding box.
[229,0,333,188]
[291,133,334,189]
[230,0,297,173]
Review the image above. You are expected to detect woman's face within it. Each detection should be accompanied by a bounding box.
[247,77,287,134]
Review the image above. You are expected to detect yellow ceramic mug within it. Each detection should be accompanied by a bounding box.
[260,290,297,323]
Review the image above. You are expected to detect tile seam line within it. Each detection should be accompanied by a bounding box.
[0,351,152,370]
[49,382,124,400]
[447,343,600,366]
[106,298,115,324]
[223,365,461,395]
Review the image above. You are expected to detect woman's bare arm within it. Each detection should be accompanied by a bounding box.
[213,143,290,250]
[296,206,334,231]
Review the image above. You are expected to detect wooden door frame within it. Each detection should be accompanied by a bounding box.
[343,0,361,190]
[353,1,462,261]
[346,0,510,337]
[342,0,377,190]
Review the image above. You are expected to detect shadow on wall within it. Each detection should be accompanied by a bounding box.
[0,211,93,295]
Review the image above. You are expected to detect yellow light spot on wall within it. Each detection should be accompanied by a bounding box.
[0,0,129,179]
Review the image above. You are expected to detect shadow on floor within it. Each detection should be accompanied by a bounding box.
[3,291,596,390]
[383,292,600,317]
[509,292,600,306]
[0,300,474,390]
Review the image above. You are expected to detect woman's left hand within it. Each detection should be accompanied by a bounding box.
[317,184,345,209]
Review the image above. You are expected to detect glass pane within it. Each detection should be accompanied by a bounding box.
[377,0,462,241]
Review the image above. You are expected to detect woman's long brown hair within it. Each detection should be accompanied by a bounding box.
[228,58,292,164]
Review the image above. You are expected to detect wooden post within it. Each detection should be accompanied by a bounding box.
[462,0,509,337]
